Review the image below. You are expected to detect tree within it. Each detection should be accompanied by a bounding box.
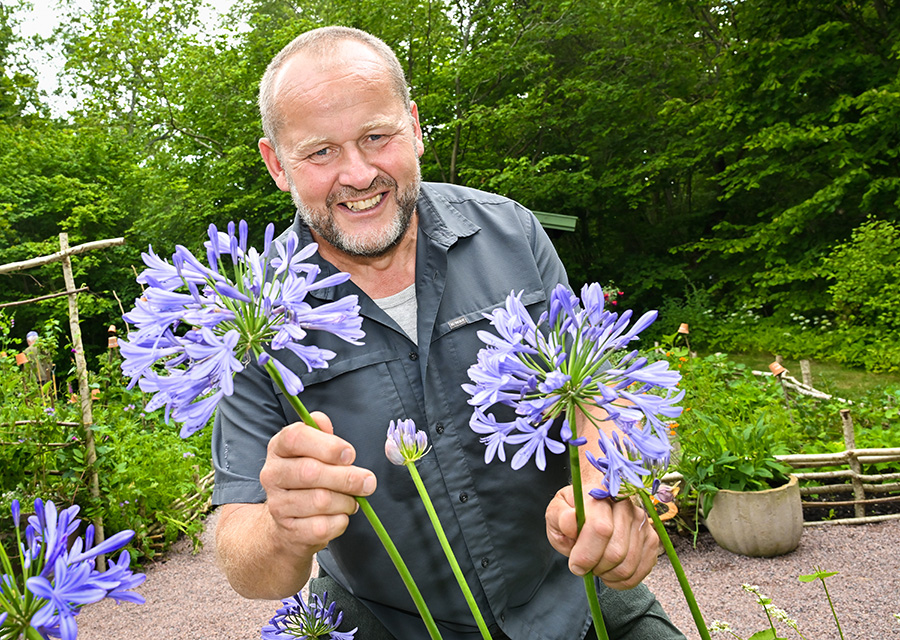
[0,0,43,122]
[678,0,900,316]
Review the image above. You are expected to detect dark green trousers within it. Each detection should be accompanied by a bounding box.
[309,571,687,640]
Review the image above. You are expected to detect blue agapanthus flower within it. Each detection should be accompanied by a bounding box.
[262,591,357,639]
[0,499,145,640]
[120,220,365,437]
[463,283,683,496]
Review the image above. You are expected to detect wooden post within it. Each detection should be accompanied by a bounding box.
[840,408,866,519]
[59,233,106,567]
[800,359,813,388]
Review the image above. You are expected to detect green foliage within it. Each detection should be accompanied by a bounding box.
[0,316,212,561]
[2,0,896,374]
[673,402,793,512]
[668,352,797,500]
[823,217,900,327]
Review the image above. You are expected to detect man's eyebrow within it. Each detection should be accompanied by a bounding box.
[361,116,403,131]
[293,135,330,153]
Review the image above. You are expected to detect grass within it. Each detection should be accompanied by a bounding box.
[714,351,900,399]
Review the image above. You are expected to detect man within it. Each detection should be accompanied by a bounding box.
[212,26,685,639]
[24,330,53,386]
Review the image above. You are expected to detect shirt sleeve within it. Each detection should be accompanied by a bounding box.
[516,201,571,294]
[211,358,289,505]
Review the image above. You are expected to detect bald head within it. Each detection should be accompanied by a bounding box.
[259,26,411,151]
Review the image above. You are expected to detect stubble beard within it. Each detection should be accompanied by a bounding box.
[288,170,421,259]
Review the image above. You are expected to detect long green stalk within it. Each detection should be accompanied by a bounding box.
[262,359,443,639]
[405,462,492,639]
[816,571,844,640]
[637,490,711,640]
[569,443,608,640]
[354,496,443,639]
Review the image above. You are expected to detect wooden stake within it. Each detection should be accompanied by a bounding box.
[840,409,866,519]
[0,237,124,274]
[804,513,900,527]
[800,359,813,387]
[0,287,90,309]
[59,233,106,568]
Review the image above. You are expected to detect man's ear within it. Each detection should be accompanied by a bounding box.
[259,138,290,192]
[410,101,425,158]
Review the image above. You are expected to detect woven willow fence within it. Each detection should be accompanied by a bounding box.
[778,408,900,527]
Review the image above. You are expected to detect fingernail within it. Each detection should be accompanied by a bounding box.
[363,475,376,495]
[340,448,353,465]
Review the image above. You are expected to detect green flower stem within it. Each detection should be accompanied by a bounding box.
[405,461,492,640]
[354,496,443,640]
[260,358,443,640]
[637,490,711,640]
[568,443,608,640]
[25,626,45,640]
[817,573,844,640]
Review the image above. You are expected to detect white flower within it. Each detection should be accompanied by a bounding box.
[709,620,734,633]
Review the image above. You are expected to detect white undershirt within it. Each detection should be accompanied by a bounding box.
[374,283,418,345]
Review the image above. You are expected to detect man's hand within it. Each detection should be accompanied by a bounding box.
[545,486,659,590]
[260,411,377,554]
[216,411,377,600]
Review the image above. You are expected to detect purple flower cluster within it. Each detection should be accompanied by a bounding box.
[0,499,144,640]
[463,283,683,497]
[120,221,364,437]
[262,591,357,639]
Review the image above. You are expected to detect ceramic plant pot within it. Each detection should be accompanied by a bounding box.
[704,474,803,557]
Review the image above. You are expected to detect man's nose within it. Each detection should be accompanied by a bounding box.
[338,146,378,190]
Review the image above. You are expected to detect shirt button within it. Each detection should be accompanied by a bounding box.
[500,613,506,622]
[435,422,445,434]
[458,492,468,503]
[480,557,490,568]
[408,352,418,361]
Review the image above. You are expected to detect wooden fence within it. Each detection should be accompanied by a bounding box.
[778,408,900,526]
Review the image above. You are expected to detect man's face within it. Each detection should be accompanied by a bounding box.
[262,42,425,259]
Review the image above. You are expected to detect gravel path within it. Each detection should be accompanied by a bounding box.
[76,511,900,639]
[643,520,900,640]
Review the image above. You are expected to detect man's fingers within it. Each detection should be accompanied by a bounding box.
[567,498,615,576]
[267,506,353,553]
[266,486,360,522]
[268,420,355,465]
[265,455,376,496]
[593,502,659,590]
[261,416,376,499]
[546,487,579,554]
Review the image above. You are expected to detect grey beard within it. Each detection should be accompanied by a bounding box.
[289,174,420,258]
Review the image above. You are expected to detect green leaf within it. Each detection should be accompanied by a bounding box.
[798,570,839,582]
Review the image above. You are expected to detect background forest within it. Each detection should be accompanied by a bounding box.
[1,0,899,373]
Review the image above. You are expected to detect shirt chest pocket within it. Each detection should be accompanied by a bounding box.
[273,348,421,471]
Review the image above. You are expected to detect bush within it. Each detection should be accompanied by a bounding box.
[823,217,900,328]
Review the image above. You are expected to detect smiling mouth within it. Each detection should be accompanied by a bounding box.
[343,193,384,212]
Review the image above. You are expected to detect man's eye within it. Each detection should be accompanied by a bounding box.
[312,148,330,157]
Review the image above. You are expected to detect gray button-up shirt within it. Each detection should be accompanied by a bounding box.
[212,183,659,639]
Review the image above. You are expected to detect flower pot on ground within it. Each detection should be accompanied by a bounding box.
[671,409,798,549]
[703,474,803,557]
